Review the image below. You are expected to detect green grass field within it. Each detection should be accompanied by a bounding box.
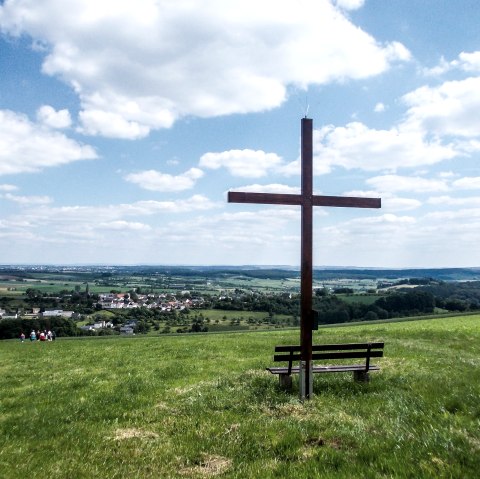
[1,315,479,478]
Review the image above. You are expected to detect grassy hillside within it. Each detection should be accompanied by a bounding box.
[1,315,479,478]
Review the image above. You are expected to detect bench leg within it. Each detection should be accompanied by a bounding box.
[354,370,370,382]
[279,374,293,390]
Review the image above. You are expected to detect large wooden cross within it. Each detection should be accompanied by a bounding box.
[228,118,381,400]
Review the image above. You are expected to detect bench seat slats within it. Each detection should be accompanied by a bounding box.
[267,364,380,375]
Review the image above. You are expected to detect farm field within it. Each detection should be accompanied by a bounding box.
[0,267,381,299]
[188,309,296,331]
[1,315,479,478]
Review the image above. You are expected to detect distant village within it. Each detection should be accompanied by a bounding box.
[0,291,206,335]
[96,291,204,311]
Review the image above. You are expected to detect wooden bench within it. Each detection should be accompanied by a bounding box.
[267,342,384,389]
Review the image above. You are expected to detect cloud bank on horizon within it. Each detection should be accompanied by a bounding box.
[1,0,480,267]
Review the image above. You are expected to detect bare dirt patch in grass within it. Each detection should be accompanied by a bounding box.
[173,379,217,396]
[301,436,345,458]
[112,427,159,440]
[180,454,232,477]
[155,401,173,411]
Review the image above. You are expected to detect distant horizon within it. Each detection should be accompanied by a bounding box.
[1,263,479,271]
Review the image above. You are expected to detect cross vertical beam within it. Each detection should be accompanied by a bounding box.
[300,118,313,399]
[227,118,381,400]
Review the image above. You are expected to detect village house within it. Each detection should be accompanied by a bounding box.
[41,310,75,318]
[79,319,113,332]
[0,311,18,320]
[119,326,134,335]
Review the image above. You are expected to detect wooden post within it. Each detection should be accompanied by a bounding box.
[300,118,313,400]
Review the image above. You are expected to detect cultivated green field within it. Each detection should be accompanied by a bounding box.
[1,315,479,478]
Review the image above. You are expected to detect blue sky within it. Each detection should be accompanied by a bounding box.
[1,0,480,267]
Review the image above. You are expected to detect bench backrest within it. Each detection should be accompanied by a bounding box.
[273,342,384,374]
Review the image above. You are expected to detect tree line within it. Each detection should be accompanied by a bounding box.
[2,281,480,339]
[208,284,480,324]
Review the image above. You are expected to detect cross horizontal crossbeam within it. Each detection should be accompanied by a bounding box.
[228,192,381,209]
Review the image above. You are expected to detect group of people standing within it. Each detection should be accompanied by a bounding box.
[20,330,56,342]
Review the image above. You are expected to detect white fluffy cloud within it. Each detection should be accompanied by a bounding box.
[402,76,480,137]
[124,168,204,192]
[0,184,18,192]
[1,194,217,242]
[452,177,480,190]
[382,197,422,211]
[458,51,480,72]
[43,195,217,223]
[36,105,72,129]
[313,122,458,172]
[423,51,480,76]
[200,150,284,178]
[3,193,53,205]
[0,0,410,139]
[312,51,480,174]
[427,195,480,207]
[0,109,97,175]
[345,190,422,212]
[166,208,301,252]
[78,108,152,139]
[334,0,365,10]
[97,221,152,232]
[366,175,449,193]
[0,193,221,264]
